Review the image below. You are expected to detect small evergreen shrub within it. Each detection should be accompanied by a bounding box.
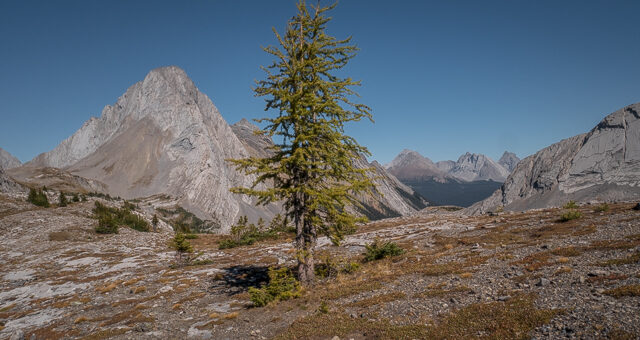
[318,301,329,314]
[563,200,578,209]
[91,201,150,232]
[184,233,199,239]
[58,192,68,207]
[559,210,582,222]
[152,214,159,232]
[315,256,361,278]
[594,203,609,212]
[249,267,302,307]
[72,193,80,202]
[363,240,404,262]
[171,232,194,266]
[95,214,118,234]
[27,188,50,207]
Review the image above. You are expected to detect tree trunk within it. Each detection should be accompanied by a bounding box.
[297,217,316,284]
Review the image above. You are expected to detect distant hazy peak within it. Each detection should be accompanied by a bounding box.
[386,149,434,169]
[449,152,509,182]
[498,151,520,172]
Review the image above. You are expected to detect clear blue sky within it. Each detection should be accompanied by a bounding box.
[1,1,639,164]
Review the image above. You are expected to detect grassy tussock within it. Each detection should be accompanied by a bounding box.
[603,285,640,298]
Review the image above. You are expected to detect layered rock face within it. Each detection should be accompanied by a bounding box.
[498,151,520,172]
[29,66,261,231]
[448,152,510,182]
[0,148,21,169]
[468,103,640,213]
[0,168,23,193]
[230,120,429,218]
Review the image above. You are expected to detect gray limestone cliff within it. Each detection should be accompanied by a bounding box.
[467,103,640,214]
[0,148,21,170]
[0,168,23,193]
[29,66,263,232]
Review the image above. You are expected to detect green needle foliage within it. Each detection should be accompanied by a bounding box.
[229,1,374,283]
[171,232,194,267]
[58,192,68,207]
[27,188,50,208]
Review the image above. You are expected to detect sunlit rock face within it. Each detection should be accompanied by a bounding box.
[29,66,427,231]
[468,103,640,214]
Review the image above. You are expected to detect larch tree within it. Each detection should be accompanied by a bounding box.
[230,0,374,284]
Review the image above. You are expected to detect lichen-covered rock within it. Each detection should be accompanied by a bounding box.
[468,103,640,214]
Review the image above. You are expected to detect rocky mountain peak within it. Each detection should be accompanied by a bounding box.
[385,149,446,182]
[498,151,520,172]
[386,149,435,169]
[449,152,509,182]
[0,147,21,169]
[468,102,640,214]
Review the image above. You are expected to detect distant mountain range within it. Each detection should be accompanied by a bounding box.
[2,66,637,223]
[4,66,427,232]
[385,149,519,206]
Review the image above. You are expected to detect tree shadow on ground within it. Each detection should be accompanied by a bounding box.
[209,265,270,295]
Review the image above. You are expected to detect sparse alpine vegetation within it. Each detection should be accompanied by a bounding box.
[27,187,50,207]
[363,239,404,262]
[559,209,582,222]
[249,267,302,307]
[170,232,194,266]
[92,201,150,234]
[218,215,293,249]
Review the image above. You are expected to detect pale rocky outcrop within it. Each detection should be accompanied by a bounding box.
[0,168,23,193]
[467,103,640,214]
[0,148,21,169]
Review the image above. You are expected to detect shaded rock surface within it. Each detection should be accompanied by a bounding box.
[468,103,640,214]
[498,151,520,172]
[0,147,21,170]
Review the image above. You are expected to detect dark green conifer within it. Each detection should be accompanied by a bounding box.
[230,0,373,283]
[58,192,68,207]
